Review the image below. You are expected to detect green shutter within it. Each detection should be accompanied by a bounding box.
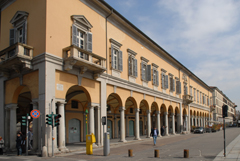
[87,32,92,52]
[9,29,15,45]
[134,58,138,77]
[72,24,78,46]
[156,71,159,86]
[165,75,168,89]
[118,50,123,71]
[147,65,151,81]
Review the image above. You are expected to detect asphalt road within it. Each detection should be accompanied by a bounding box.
[1,127,239,161]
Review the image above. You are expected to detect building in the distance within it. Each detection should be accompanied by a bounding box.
[0,0,235,156]
[210,87,236,123]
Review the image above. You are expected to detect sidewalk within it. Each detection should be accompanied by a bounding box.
[213,134,240,161]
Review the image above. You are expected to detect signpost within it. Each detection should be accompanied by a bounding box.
[85,109,88,135]
[222,105,228,157]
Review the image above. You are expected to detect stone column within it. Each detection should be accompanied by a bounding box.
[119,107,126,142]
[198,117,200,127]
[185,115,188,131]
[179,103,183,133]
[4,107,10,150]
[172,113,175,135]
[96,107,101,146]
[156,111,161,137]
[147,110,151,138]
[191,116,194,127]
[7,104,18,150]
[188,106,191,132]
[135,108,140,140]
[57,101,68,152]
[194,117,197,126]
[177,114,181,133]
[32,101,38,152]
[165,112,169,136]
[89,105,95,135]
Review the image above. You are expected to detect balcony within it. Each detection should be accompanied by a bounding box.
[63,45,106,79]
[182,94,193,105]
[0,43,33,76]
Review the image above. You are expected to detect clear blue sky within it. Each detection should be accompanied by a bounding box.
[104,0,240,111]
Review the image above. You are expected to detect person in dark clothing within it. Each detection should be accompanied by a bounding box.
[16,133,22,156]
[161,126,165,136]
[150,127,159,146]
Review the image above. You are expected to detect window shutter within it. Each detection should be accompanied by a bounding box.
[170,78,173,90]
[156,71,159,86]
[147,65,151,81]
[118,50,123,71]
[111,44,114,69]
[165,75,168,89]
[177,81,181,94]
[87,32,92,52]
[22,22,27,44]
[128,56,131,75]
[186,86,188,95]
[161,73,164,89]
[173,79,175,91]
[9,29,15,45]
[134,58,138,77]
[141,62,144,80]
[152,69,155,84]
[72,24,78,46]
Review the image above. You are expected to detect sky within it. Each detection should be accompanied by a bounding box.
[104,0,240,111]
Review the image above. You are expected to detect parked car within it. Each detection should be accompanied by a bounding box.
[193,127,205,134]
[206,128,212,133]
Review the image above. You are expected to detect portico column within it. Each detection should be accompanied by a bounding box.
[195,117,197,126]
[32,101,38,151]
[172,113,175,135]
[179,103,183,133]
[165,112,169,136]
[119,107,126,142]
[7,104,18,150]
[89,105,95,135]
[57,101,69,152]
[177,114,181,133]
[147,110,151,138]
[156,111,161,137]
[198,117,200,127]
[135,108,140,140]
[185,115,188,131]
[191,116,194,127]
[4,107,10,150]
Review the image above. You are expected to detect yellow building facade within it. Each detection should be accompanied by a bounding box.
[0,0,214,155]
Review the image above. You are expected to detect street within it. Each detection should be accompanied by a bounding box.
[1,127,239,161]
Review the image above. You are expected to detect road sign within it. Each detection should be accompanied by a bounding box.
[30,109,40,118]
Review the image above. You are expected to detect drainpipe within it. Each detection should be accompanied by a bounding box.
[106,9,113,74]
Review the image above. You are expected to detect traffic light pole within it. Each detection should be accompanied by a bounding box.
[51,99,54,157]
[26,114,29,156]
[223,117,226,157]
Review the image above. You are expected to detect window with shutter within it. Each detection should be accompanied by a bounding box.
[147,65,151,81]
[156,71,159,86]
[173,79,175,91]
[10,11,29,45]
[128,56,132,75]
[118,50,123,71]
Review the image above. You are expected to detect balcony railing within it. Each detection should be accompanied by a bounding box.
[63,45,106,77]
[183,94,193,105]
[0,43,33,75]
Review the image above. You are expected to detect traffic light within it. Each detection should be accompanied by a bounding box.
[22,116,27,126]
[54,114,61,127]
[222,105,228,118]
[46,114,53,126]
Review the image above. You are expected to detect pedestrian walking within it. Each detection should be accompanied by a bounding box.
[28,130,33,150]
[16,133,22,156]
[161,126,165,136]
[150,127,159,146]
[0,136,4,155]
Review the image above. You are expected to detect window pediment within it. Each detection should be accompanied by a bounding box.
[71,15,93,31]
[10,11,29,25]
